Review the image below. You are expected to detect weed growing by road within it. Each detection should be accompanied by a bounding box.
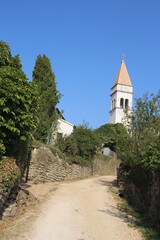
[109,185,160,240]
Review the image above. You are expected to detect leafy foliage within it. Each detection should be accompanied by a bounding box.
[32,54,61,143]
[0,157,20,190]
[117,194,160,240]
[95,123,127,151]
[116,91,160,171]
[0,41,38,161]
[56,124,100,166]
[117,91,160,234]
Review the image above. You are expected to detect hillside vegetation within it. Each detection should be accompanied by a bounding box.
[117,91,160,233]
[0,41,38,175]
[1,40,160,236]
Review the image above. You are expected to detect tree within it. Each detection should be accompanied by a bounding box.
[95,123,126,151]
[56,123,100,166]
[116,91,160,170]
[0,41,38,167]
[32,54,61,143]
[72,125,100,161]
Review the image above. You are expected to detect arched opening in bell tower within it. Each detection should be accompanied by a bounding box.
[120,98,124,108]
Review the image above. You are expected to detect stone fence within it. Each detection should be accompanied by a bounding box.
[28,147,120,183]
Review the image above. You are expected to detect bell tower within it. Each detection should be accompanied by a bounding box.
[109,59,133,124]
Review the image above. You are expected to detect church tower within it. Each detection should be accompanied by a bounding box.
[109,59,133,124]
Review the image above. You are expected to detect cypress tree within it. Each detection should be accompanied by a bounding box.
[32,54,60,143]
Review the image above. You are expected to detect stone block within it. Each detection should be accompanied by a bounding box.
[10,206,18,217]
[5,200,17,208]
[20,187,30,195]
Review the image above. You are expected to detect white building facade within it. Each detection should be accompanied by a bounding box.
[49,117,75,145]
[109,59,133,124]
[56,118,75,137]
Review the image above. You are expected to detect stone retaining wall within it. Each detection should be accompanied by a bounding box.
[0,183,36,220]
[28,147,92,183]
[93,154,120,176]
[118,167,160,232]
[28,147,120,183]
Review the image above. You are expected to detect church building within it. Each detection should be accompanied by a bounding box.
[109,59,133,124]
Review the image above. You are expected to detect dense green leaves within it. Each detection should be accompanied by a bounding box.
[56,124,100,166]
[0,41,38,160]
[117,91,160,170]
[95,123,126,151]
[32,54,61,143]
[73,125,100,161]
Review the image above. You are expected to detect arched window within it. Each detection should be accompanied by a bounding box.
[114,99,116,108]
[120,98,124,108]
[125,99,129,109]
[112,100,114,110]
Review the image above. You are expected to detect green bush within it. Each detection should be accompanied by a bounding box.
[116,91,160,173]
[116,91,160,203]
[95,123,127,151]
[0,157,20,190]
[55,124,100,166]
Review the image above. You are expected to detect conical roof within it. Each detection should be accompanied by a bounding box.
[113,60,132,87]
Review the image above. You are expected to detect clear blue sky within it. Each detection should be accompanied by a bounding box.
[1,0,160,128]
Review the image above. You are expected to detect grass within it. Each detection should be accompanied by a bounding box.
[32,139,45,148]
[118,200,160,240]
[109,186,160,240]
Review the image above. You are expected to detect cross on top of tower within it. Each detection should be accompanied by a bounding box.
[122,53,125,61]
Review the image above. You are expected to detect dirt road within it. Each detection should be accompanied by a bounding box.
[0,176,143,240]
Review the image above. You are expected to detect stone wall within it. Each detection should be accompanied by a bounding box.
[28,147,120,183]
[28,147,92,183]
[93,154,120,176]
[0,182,36,220]
[118,167,160,232]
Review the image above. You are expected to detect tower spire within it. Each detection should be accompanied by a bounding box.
[112,57,132,87]
[109,58,133,124]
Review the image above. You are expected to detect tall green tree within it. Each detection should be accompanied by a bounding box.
[56,123,100,166]
[95,123,126,151]
[0,41,38,165]
[116,91,160,170]
[32,54,60,143]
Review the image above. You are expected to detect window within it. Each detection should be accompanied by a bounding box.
[114,99,116,108]
[120,98,124,108]
[112,100,114,110]
[125,99,129,109]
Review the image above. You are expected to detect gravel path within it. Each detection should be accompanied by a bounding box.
[30,176,143,240]
[0,176,143,240]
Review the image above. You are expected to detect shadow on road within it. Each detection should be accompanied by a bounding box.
[97,178,134,224]
[97,178,117,187]
[97,202,131,224]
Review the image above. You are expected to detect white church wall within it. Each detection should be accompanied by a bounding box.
[57,119,74,137]
[109,110,116,124]
[116,91,133,109]
[49,118,75,145]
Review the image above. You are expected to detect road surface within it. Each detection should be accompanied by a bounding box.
[30,176,143,240]
[0,176,143,240]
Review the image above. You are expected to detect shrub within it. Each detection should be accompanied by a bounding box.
[0,157,20,190]
[55,124,100,166]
